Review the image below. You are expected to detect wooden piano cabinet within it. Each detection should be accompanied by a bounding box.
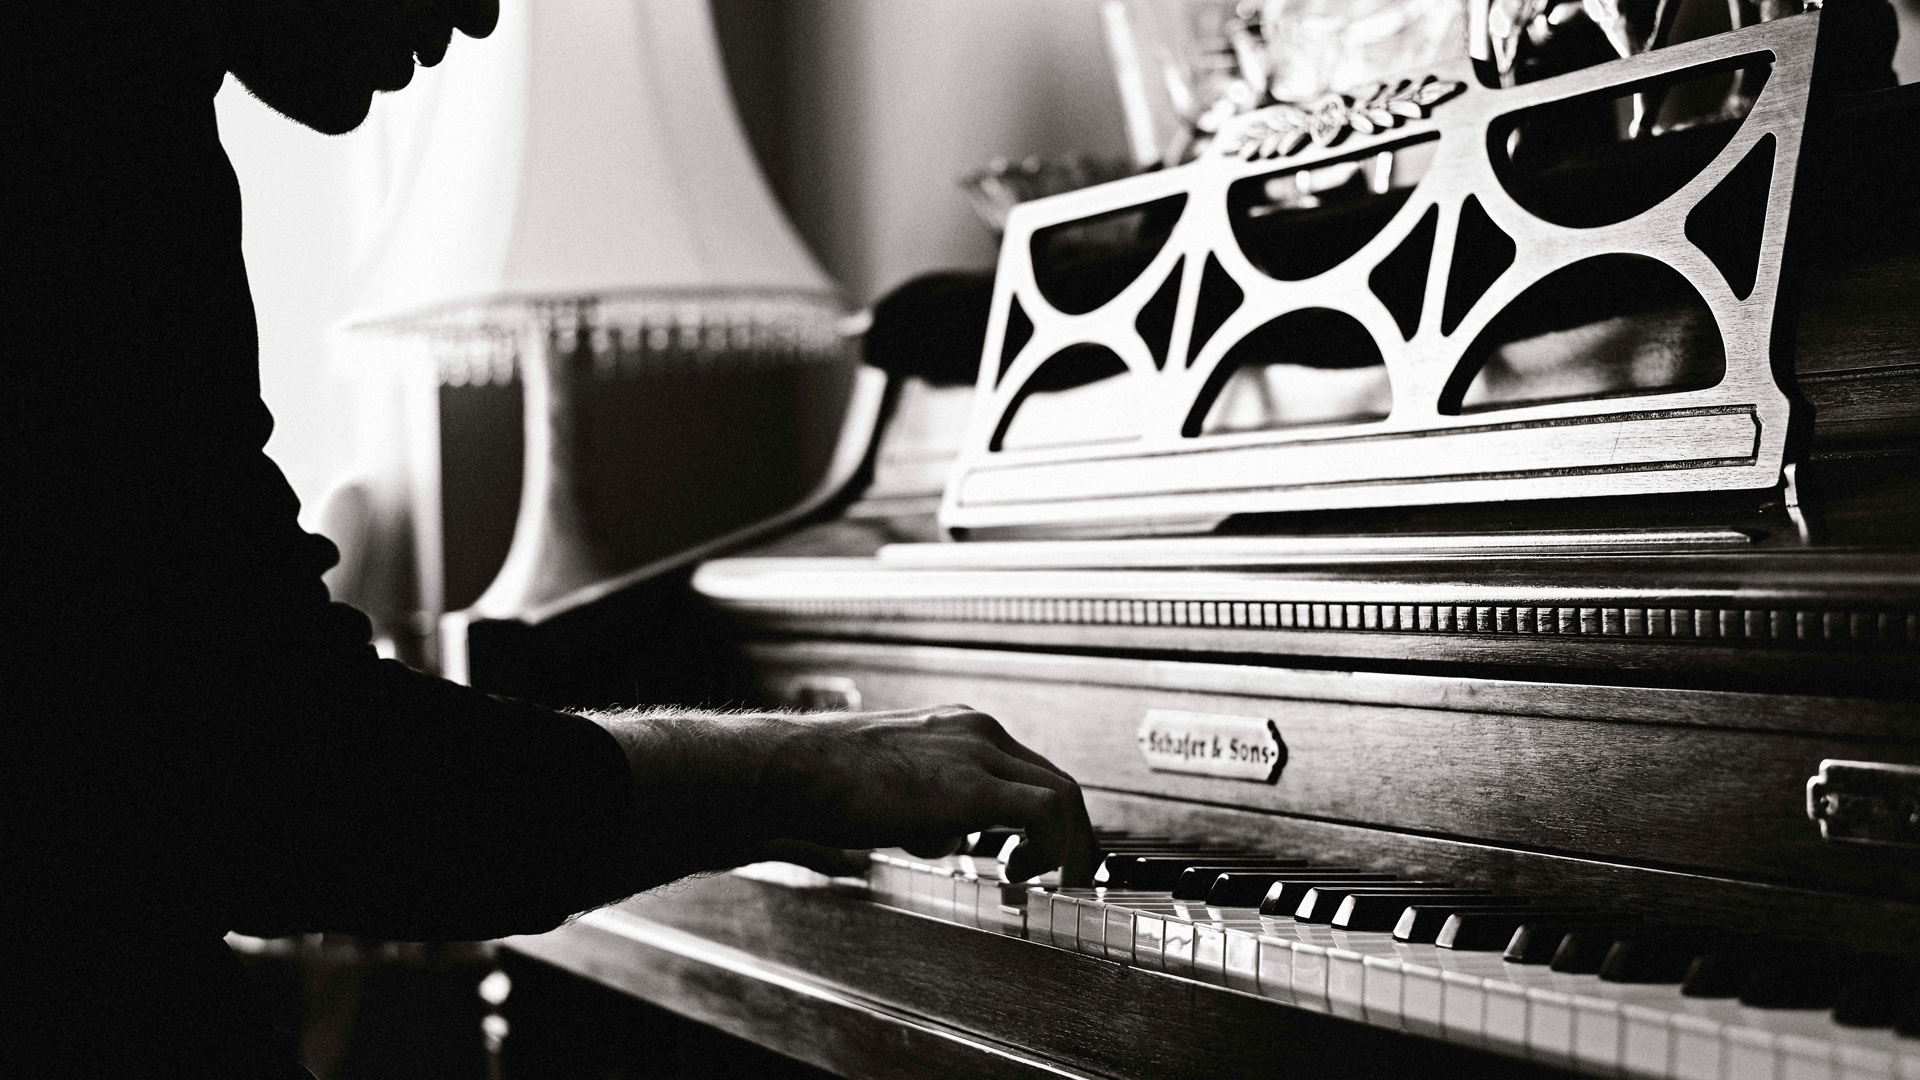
[495,634,1920,1080]
[743,641,1920,916]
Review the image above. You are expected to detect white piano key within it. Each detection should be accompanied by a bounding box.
[1224,928,1261,993]
[1527,986,1576,1069]
[873,855,907,900]
[1025,888,1053,940]
[950,877,978,926]
[1292,941,1332,1011]
[1327,948,1367,1020]
[1442,970,1488,1048]
[1569,994,1622,1077]
[1049,893,1081,949]
[1563,979,1685,1077]
[1779,1032,1837,1080]
[1257,935,1297,1003]
[985,887,1024,936]
[1485,981,1530,1057]
[1726,1023,1778,1080]
[1402,962,1445,1039]
[1074,897,1106,957]
[1163,917,1196,977]
[1670,1011,1724,1080]
[910,860,938,904]
[1363,955,1405,1029]
[1106,905,1140,963]
[1323,931,1403,1024]
[1622,1003,1675,1079]
[1192,922,1226,983]
[1134,911,1165,969]
[1836,1042,1893,1080]
[1833,1028,1906,1080]
[1896,1041,1920,1080]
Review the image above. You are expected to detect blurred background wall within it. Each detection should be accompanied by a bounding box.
[218,0,1920,530]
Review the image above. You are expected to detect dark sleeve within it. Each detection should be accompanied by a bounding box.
[224,647,643,941]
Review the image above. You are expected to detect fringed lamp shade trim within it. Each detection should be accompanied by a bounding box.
[409,291,847,388]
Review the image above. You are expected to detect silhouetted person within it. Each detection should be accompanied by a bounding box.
[1,4,1092,1076]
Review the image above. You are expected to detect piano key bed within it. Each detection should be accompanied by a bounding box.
[863,838,1920,1080]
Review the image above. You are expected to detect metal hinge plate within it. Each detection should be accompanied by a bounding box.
[1806,759,1920,849]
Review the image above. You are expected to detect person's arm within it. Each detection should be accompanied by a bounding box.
[224,658,1093,942]
[589,704,1097,889]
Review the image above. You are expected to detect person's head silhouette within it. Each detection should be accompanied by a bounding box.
[218,0,499,133]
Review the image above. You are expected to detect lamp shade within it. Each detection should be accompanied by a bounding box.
[341,0,853,642]
[347,0,835,325]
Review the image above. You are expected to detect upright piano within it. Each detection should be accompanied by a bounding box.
[480,9,1920,1078]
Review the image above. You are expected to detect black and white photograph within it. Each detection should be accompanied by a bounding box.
[7,1,1920,1077]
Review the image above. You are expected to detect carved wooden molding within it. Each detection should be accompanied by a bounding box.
[943,14,1823,534]
[726,594,1919,648]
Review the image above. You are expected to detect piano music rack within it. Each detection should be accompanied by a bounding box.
[943,13,1823,535]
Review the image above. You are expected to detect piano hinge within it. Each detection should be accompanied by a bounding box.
[1806,759,1920,849]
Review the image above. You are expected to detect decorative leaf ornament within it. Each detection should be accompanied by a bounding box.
[1215,76,1466,161]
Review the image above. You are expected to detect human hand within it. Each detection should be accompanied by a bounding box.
[746,706,1097,886]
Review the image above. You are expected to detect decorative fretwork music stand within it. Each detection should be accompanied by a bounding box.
[943,12,1823,535]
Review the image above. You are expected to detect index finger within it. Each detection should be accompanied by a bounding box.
[983,757,1098,888]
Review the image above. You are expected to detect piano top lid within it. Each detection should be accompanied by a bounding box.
[695,543,1920,608]
[872,529,1754,570]
[692,541,1920,689]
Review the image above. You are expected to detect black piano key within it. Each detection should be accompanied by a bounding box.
[1209,870,1391,908]
[966,829,1023,860]
[1335,893,1529,933]
[1833,969,1920,1027]
[1504,915,1642,963]
[1258,878,1423,917]
[1170,865,1360,901]
[1551,928,1623,973]
[1166,863,1327,900]
[1599,928,1725,984]
[1095,848,1259,885]
[1677,940,1788,998]
[1400,904,1565,945]
[1435,908,1596,951]
[1739,954,1908,1010]
[1118,855,1307,891]
[1294,883,1463,923]
[1895,986,1920,1038]
[1680,950,1751,998]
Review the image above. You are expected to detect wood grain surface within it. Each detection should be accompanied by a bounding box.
[503,904,1097,1080]
[748,641,1920,899]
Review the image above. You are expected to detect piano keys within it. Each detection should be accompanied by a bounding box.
[858,838,1920,1079]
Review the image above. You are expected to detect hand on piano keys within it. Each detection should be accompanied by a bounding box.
[868,832,1920,1079]
[733,704,1098,884]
